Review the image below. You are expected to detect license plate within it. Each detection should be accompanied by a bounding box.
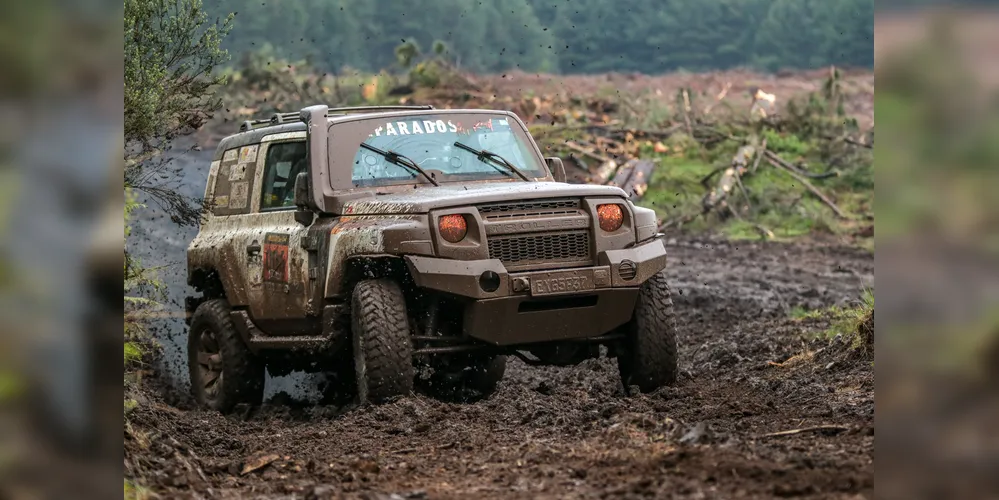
[530,270,594,296]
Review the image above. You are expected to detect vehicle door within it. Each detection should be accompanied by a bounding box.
[241,134,314,334]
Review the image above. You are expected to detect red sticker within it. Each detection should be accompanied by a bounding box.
[263,233,289,283]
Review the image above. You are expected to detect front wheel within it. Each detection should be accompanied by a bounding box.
[351,279,414,403]
[617,270,679,393]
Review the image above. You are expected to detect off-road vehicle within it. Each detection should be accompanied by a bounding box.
[186,104,678,412]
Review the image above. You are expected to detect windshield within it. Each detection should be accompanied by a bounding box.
[332,113,547,187]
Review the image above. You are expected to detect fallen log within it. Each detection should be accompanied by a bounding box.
[765,155,849,219]
[607,159,656,201]
[764,151,839,179]
[659,141,760,232]
[750,137,767,174]
[563,140,614,164]
[658,211,701,231]
[702,144,755,213]
[589,160,620,185]
[623,124,684,138]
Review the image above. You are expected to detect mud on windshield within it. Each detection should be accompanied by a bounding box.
[330,113,547,188]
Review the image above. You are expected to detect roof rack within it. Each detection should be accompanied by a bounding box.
[239,105,436,132]
[328,105,434,115]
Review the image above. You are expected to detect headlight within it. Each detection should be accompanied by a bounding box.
[596,204,624,232]
[438,214,468,243]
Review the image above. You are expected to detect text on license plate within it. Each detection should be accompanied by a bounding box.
[531,275,592,295]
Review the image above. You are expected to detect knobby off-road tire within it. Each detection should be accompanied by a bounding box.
[419,355,507,403]
[618,270,679,393]
[188,299,265,413]
[351,279,415,403]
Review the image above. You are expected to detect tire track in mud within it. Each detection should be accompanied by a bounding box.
[126,237,874,499]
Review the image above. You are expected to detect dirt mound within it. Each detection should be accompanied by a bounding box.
[125,237,873,498]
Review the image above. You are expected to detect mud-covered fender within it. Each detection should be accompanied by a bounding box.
[188,229,251,307]
[324,215,434,297]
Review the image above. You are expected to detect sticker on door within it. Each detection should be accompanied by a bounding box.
[263,233,290,283]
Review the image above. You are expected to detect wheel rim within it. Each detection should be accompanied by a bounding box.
[196,328,223,402]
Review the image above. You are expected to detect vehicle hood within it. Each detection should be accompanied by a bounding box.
[340,182,629,215]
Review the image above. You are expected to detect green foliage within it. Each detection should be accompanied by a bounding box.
[203,0,873,75]
[125,0,234,227]
[231,42,309,89]
[123,0,231,372]
[432,40,447,56]
[124,479,152,500]
[409,61,443,89]
[794,289,874,349]
[762,129,811,157]
[395,41,420,69]
[124,0,233,147]
[638,144,852,241]
[387,38,469,91]
[639,155,710,219]
[638,72,872,242]
[125,188,163,372]
[124,342,144,366]
[754,0,872,71]
[651,0,770,72]
[209,0,556,74]
[124,189,160,299]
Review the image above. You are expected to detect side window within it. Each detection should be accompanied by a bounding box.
[211,144,260,216]
[260,141,307,210]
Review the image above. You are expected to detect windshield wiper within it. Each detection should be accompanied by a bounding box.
[360,143,439,186]
[453,142,531,182]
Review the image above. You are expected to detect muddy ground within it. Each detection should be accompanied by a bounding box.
[125,236,874,499]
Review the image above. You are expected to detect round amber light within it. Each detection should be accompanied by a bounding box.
[439,214,468,243]
[597,204,624,232]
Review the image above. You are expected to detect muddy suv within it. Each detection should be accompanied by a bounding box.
[186,104,678,412]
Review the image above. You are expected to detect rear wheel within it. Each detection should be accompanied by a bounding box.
[188,299,265,413]
[351,279,414,403]
[617,270,679,393]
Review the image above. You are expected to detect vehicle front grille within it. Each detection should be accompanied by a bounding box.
[488,231,592,270]
[478,198,580,220]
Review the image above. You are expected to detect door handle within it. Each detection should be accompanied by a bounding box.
[247,241,261,255]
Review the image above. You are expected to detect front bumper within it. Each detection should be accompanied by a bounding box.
[404,236,668,345]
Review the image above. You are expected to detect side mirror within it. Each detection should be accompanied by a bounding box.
[293,172,314,226]
[545,157,566,183]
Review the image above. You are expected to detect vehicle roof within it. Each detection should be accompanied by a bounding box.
[213,122,306,160]
[213,108,517,160]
